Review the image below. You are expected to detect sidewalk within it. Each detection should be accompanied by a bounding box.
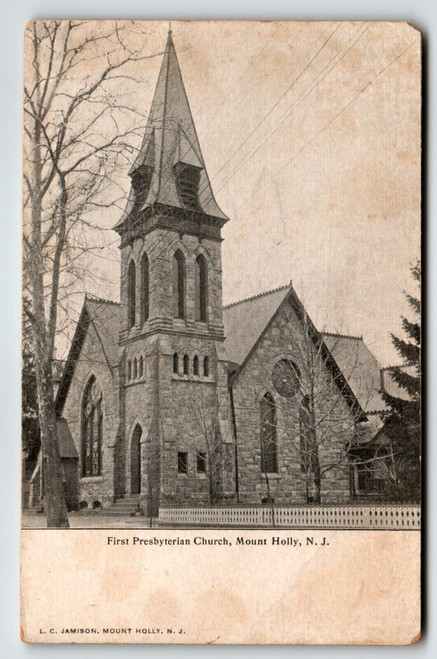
[21,510,157,529]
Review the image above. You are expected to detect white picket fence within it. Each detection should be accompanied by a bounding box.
[158,504,420,529]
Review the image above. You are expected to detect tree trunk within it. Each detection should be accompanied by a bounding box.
[36,358,69,527]
[264,473,276,527]
[29,107,69,528]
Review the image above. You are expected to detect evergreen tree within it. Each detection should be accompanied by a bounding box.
[381,261,421,502]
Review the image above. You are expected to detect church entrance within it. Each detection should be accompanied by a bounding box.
[131,424,142,495]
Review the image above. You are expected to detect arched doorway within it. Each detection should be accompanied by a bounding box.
[130,424,142,495]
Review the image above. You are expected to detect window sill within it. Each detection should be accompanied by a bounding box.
[261,473,281,479]
[80,476,103,482]
[172,374,214,383]
[177,473,188,478]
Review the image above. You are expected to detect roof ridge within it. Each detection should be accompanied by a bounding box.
[322,331,363,340]
[85,293,120,306]
[223,283,291,310]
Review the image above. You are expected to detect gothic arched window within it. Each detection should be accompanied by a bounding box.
[141,253,149,324]
[133,358,137,379]
[81,376,103,477]
[203,356,210,377]
[193,354,199,376]
[127,260,136,329]
[195,254,207,322]
[260,392,278,474]
[300,394,314,475]
[139,356,144,378]
[173,352,179,374]
[172,250,186,319]
[127,360,132,381]
[183,354,189,375]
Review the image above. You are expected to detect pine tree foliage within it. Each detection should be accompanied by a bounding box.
[381,261,420,501]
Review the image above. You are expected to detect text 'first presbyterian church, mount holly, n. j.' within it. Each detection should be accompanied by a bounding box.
[37,29,401,517]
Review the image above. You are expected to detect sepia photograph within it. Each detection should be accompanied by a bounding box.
[20,19,421,644]
[22,20,421,531]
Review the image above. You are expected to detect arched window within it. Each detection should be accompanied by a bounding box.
[195,254,207,322]
[127,360,132,381]
[127,260,136,329]
[183,354,189,375]
[81,376,103,477]
[139,356,144,378]
[193,354,199,376]
[260,392,278,474]
[140,253,149,324]
[172,250,185,319]
[300,395,314,475]
[203,356,210,377]
[133,358,137,379]
[173,352,179,374]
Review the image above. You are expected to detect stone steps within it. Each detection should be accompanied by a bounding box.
[104,496,144,516]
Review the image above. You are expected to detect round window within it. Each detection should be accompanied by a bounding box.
[272,359,300,398]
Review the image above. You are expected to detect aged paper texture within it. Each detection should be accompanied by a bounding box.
[21,20,421,644]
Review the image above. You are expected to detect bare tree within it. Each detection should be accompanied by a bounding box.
[187,387,235,505]
[261,301,370,505]
[23,20,160,526]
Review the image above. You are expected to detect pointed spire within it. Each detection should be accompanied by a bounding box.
[127,28,227,222]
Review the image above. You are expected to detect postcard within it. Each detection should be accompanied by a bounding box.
[21,20,421,644]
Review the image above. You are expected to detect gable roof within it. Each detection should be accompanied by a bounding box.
[380,365,414,401]
[322,333,388,414]
[55,296,121,414]
[223,284,366,421]
[223,284,291,367]
[84,296,121,367]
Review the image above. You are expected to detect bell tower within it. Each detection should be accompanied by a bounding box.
[114,28,235,515]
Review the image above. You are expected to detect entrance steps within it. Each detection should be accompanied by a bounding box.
[104,495,144,517]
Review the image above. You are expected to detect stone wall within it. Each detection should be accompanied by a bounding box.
[60,320,119,509]
[232,297,353,505]
[119,225,235,509]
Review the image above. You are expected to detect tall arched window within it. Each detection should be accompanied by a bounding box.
[203,356,210,377]
[193,354,199,376]
[260,392,278,474]
[81,376,103,477]
[139,356,144,378]
[127,260,136,329]
[172,250,185,319]
[173,352,179,374]
[141,253,149,324]
[133,358,137,379]
[195,254,207,322]
[183,354,189,375]
[300,394,316,478]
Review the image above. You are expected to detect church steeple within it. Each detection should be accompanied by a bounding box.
[115,28,228,237]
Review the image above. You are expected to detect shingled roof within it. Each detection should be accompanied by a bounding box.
[322,333,388,414]
[84,296,121,367]
[115,29,228,231]
[223,284,291,367]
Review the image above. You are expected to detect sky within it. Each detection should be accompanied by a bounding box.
[37,20,421,366]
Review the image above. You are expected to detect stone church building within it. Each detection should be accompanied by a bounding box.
[51,31,395,515]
